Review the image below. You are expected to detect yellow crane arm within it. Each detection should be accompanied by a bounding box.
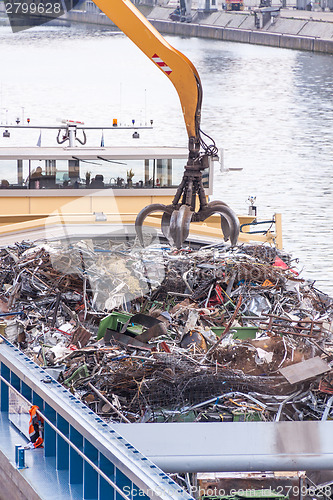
[90,0,240,250]
[92,0,202,152]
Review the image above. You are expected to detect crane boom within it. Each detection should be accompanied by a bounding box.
[92,0,240,249]
[92,0,202,151]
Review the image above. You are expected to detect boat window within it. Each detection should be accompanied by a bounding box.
[0,160,19,187]
[0,157,205,190]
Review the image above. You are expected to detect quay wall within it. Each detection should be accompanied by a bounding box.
[64,7,333,54]
[150,17,333,53]
[0,1,333,54]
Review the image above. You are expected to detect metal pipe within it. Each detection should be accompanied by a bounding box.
[322,395,333,421]
[113,417,333,475]
[88,382,131,424]
[183,392,268,413]
[182,269,193,293]
[152,455,333,474]
[204,282,214,308]
[275,390,302,422]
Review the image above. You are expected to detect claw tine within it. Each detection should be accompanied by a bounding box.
[179,205,193,247]
[219,215,231,241]
[135,203,169,247]
[208,200,229,208]
[170,205,193,249]
[169,210,179,248]
[219,208,239,245]
[135,213,146,246]
[205,202,240,245]
[230,222,240,245]
[161,212,171,242]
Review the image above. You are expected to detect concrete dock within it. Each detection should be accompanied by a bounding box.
[148,7,333,53]
[1,1,333,53]
[65,5,333,53]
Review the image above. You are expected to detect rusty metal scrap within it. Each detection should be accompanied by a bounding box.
[0,239,332,424]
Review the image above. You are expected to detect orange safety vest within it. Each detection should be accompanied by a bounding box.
[28,405,44,448]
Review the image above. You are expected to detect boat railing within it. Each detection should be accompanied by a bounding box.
[0,336,193,500]
[0,373,132,499]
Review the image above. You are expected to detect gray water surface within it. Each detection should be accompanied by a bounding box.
[0,26,332,294]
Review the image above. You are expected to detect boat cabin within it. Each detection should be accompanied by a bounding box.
[0,146,213,222]
[0,145,282,249]
[0,146,212,192]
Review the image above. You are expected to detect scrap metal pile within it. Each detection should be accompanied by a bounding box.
[1,239,333,423]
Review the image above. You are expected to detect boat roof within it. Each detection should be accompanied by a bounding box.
[0,146,189,160]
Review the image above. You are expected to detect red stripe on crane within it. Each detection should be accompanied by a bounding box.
[152,53,172,75]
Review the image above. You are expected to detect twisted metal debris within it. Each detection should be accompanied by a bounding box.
[0,238,332,424]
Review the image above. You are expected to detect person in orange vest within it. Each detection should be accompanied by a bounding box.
[28,405,44,449]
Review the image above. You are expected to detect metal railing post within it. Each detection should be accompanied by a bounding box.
[116,468,134,500]
[83,439,99,499]
[21,381,32,402]
[32,390,44,411]
[10,372,21,393]
[69,425,84,485]
[0,361,9,411]
[99,453,116,500]
[57,413,70,471]
[44,402,56,457]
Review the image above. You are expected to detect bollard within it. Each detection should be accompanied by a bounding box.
[15,444,21,467]
[17,446,26,469]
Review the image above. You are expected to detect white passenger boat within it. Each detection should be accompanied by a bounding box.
[0,123,282,247]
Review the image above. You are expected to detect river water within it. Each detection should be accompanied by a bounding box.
[0,25,332,294]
